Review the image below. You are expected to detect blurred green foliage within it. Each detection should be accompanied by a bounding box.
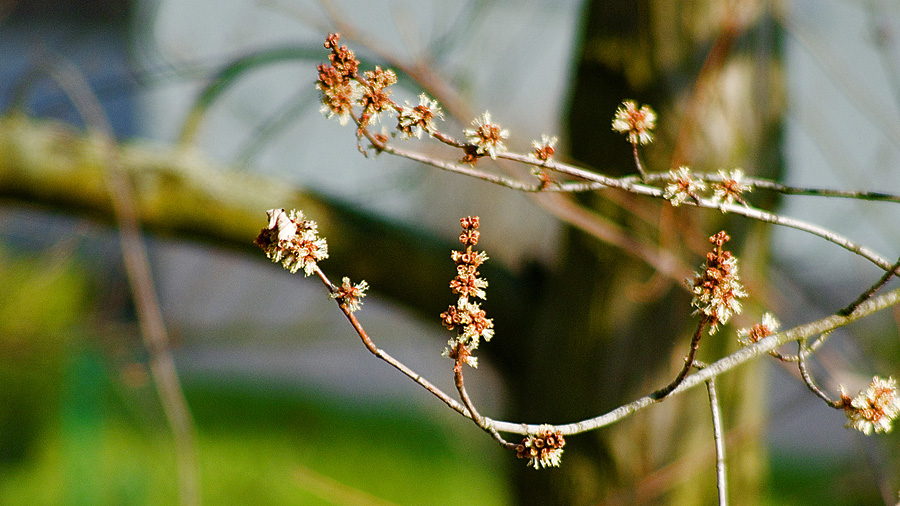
[0,245,89,465]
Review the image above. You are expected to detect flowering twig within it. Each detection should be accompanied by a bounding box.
[484,283,900,436]
[256,206,900,477]
[314,33,898,275]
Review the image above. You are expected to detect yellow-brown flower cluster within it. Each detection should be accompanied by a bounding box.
[690,231,747,333]
[515,425,565,469]
[439,217,494,367]
[255,209,328,276]
[611,100,656,145]
[839,376,900,435]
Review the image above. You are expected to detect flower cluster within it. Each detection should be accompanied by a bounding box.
[358,66,397,127]
[396,94,443,139]
[689,231,747,333]
[316,33,363,125]
[330,277,369,313]
[611,100,657,145]
[439,217,494,368]
[737,313,780,346]
[711,169,751,210]
[515,425,565,469]
[464,112,509,160]
[529,135,558,162]
[664,166,706,206]
[255,209,328,276]
[839,376,900,435]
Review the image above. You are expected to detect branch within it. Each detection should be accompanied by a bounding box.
[706,377,728,506]
[486,283,900,435]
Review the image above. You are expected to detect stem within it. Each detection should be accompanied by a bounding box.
[315,267,473,419]
[632,141,648,180]
[651,319,708,400]
[706,378,728,506]
[838,256,900,316]
[797,345,839,407]
[454,358,515,448]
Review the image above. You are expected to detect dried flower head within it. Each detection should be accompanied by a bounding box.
[464,112,509,160]
[515,425,565,469]
[840,376,900,435]
[255,209,328,276]
[330,277,369,313]
[611,100,657,145]
[711,169,751,211]
[737,312,780,346]
[529,135,558,162]
[396,94,444,139]
[664,166,707,206]
[690,231,747,333]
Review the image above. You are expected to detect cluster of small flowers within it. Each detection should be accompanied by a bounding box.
[839,376,900,435]
[396,94,443,139]
[515,425,565,469]
[737,312,780,346]
[439,217,494,368]
[611,100,657,145]
[464,112,509,160]
[255,209,328,276]
[316,33,362,126]
[317,34,571,169]
[663,167,750,210]
[689,231,747,333]
[711,169,751,208]
[664,166,706,206]
[330,276,369,313]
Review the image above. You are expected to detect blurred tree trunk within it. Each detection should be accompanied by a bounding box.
[499,1,784,505]
[1,2,785,503]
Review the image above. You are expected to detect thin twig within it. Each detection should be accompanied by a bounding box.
[453,359,515,448]
[705,377,728,506]
[377,142,895,270]
[638,171,900,203]
[43,54,200,506]
[651,319,709,400]
[838,256,900,316]
[485,284,900,435]
[314,267,473,419]
[632,141,647,180]
[797,344,839,406]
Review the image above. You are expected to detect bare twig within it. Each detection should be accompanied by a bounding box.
[42,55,200,506]
[453,360,515,448]
[797,344,839,406]
[651,319,709,400]
[313,267,473,420]
[706,377,729,506]
[839,256,900,316]
[373,140,896,270]
[639,171,900,204]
